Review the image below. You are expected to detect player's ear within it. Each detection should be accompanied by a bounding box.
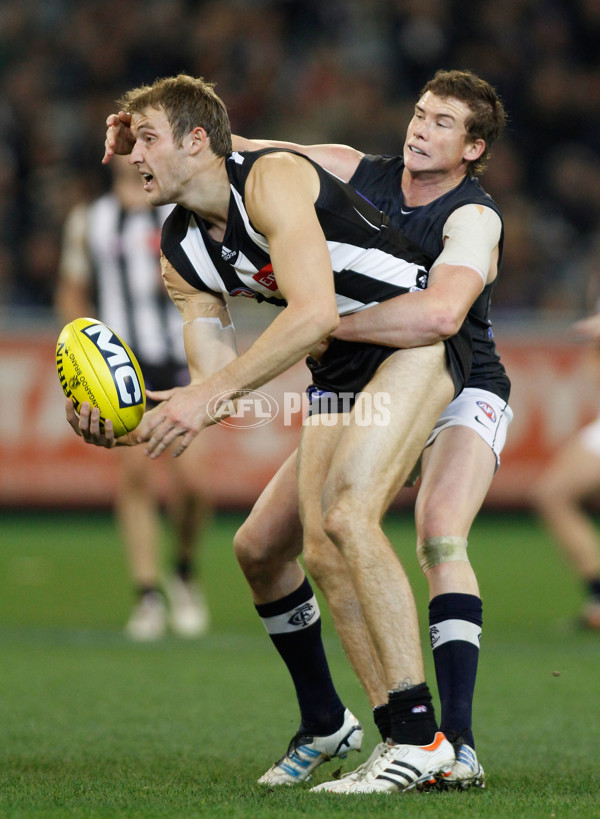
[464,138,485,163]
[190,127,208,155]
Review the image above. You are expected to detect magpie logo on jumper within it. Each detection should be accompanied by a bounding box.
[411,705,427,714]
[81,325,143,408]
[288,603,316,628]
[429,625,440,647]
[207,389,279,428]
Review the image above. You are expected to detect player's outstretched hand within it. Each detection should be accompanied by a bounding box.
[102,111,135,165]
[136,387,210,459]
[65,399,136,448]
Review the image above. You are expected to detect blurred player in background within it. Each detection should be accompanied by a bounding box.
[55,156,211,641]
[533,308,600,629]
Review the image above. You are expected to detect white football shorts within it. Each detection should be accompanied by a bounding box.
[425,387,514,470]
[578,416,600,457]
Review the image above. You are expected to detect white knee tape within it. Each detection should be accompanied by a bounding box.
[417,536,469,573]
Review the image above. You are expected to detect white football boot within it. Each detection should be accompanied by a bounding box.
[310,742,388,792]
[440,743,485,789]
[310,732,454,793]
[124,592,167,641]
[257,709,363,785]
[165,577,210,638]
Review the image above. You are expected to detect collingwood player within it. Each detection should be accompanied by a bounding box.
[56,156,211,642]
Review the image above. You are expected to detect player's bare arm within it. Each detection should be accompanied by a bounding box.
[231,136,364,184]
[333,204,501,347]
[142,154,338,458]
[134,267,237,456]
[160,255,238,382]
[332,264,483,348]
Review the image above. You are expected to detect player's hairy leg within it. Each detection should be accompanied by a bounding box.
[320,343,454,688]
[234,452,305,604]
[298,421,388,707]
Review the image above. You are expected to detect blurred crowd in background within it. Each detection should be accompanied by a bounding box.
[0,0,599,319]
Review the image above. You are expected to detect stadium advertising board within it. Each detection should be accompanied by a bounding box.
[0,330,596,509]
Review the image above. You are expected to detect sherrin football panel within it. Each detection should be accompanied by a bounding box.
[56,318,145,437]
[75,319,145,420]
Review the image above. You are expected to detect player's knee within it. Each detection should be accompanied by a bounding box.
[322,489,371,549]
[234,515,303,585]
[416,535,469,574]
[233,519,270,577]
[321,498,348,547]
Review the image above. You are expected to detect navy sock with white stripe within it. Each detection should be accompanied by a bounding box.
[255,577,345,736]
[429,592,483,748]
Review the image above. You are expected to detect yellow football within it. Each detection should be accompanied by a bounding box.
[56,317,146,437]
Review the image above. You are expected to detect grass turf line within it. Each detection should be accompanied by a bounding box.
[0,510,598,817]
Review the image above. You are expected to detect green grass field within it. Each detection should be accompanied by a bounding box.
[0,509,598,817]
